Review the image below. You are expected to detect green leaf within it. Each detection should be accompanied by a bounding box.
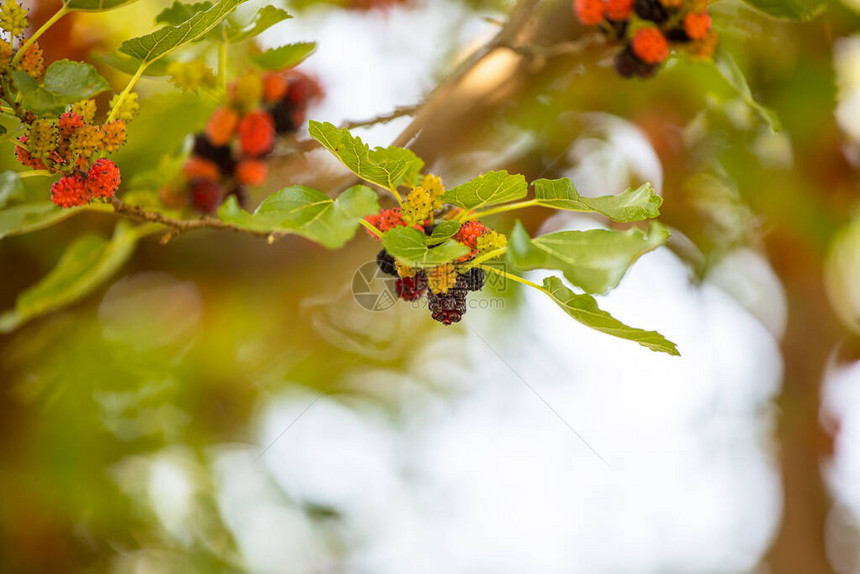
[712,47,781,131]
[0,171,25,209]
[0,223,140,333]
[442,170,527,212]
[13,60,110,115]
[0,202,80,239]
[738,0,823,20]
[250,42,316,70]
[381,227,470,268]
[119,0,248,65]
[308,121,424,193]
[426,220,461,244]
[541,276,679,355]
[65,0,138,11]
[92,52,174,77]
[508,221,670,294]
[533,178,662,222]
[218,185,379,248]
[226,5,291,43]
[155,0,212,25]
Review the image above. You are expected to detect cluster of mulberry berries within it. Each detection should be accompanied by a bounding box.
[14,97,136,208]
[168,68,322,214]
[365,175,506,325]
[574,0,717,78]
[0,0,43,81]
[0,0,136,208]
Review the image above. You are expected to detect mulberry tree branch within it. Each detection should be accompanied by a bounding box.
[105,0,546,243]
[108,197,284,243]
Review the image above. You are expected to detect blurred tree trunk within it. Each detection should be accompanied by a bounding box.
[764,237,837,574]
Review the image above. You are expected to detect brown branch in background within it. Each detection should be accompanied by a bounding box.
[105,0,546,241]
[390,0,540,148]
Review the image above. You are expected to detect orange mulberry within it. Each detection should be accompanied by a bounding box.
[236,158,267,186]
[574,0,605,25]
[205,106,239,147]
[631,27,669,64]
[237,110,275,157]
[69,124,102,158]
[183,156,220,181]
[689,30,718,59]
[606,0,634,20]
[17,42,43,79]
[262,73,288,103]
[58,112,84,140]
[86,158,121,199]
[683,11,711,40]
[51,175,90,208]
[101,120,126,152]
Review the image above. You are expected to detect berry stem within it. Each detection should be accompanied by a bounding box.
[462,198,539,221]
[18,169,53,178]
[466,246,507,268]
[106,63,146,124]
[218,42,228,92]
[359,218,383,238]
[12,4,69,66]
[478,263,547,293]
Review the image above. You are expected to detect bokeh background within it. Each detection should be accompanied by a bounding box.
[3,0,860,572]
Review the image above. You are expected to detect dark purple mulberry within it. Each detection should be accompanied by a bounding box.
[396,273,427,301]
[614,45,659,79]
[633,0,669,23]
[665,28,691,43]
[270,99,302,135]
[192,134,235,175]
[457,267,485,291]
[377,249,397,276]
[428,288,467,325]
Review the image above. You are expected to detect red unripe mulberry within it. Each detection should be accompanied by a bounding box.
[236,158,268,186]
[87,158,121,199]
[51,175,90,208]
[632,27,669,64]
[15,136,46,170]
[454,221,487,249]
[284,70,324,107]
[206,106,239,146]
[574,0,605,25]
[683,11,711,40]
[364,207,409,237]
[189,179,221,214]
[238,110,275,157]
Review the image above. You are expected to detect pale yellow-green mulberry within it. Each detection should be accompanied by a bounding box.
[0,0,29,37]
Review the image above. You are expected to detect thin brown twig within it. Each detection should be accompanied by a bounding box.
[338,104,422,130]
[501,34,604,60]
[109,196,284,242]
